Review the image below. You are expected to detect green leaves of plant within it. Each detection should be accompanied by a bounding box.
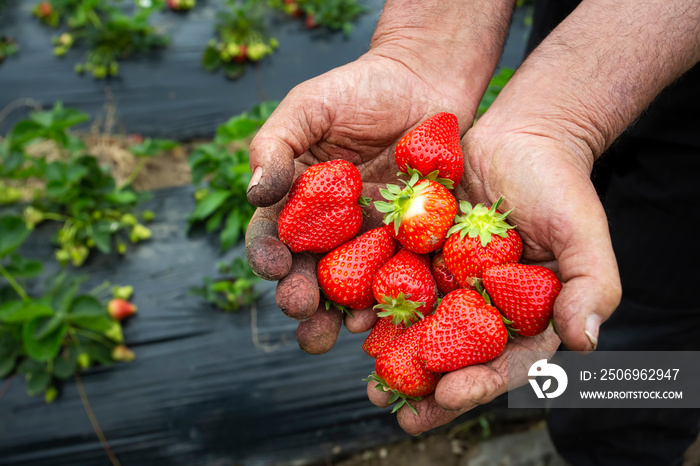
[0,301,53,323]
[0,216,29,258]
[128,138,179,158]
[66,295,113,332]
[190,190,232,221]
[23,318,67,362]
[188,102,278,251]
[6,103,88,151]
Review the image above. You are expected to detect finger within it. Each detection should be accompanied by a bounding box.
[396,395,462,435]
[344,307,378,333]
[296,302,343,355]
[433,363,508,412]
[247,85,328,207]
[367,381,391,408]
[245,202,293,281]
[276,253,320,321]
[434,330,560,412]
[548,184,622,352]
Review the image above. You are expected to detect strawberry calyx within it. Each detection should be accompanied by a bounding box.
[471,279,491,305]
[501,315,520,339]
[374,292,425,327]
[447,197,516,247]
[364,372,422,415]
[359,195,372,217]
[398,166,455,190]
[325,299,354,319]
[374,172,429,235]
[358,195,372,207]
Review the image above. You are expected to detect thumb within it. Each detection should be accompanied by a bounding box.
[247,84,329,207]
[551,184,622,352]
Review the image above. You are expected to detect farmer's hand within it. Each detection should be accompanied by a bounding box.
[246,0,515,353]
[369,0,700,432]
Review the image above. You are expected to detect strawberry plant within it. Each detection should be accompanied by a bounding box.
[189,257,260,311]
[187,101,277,251]
[268,0,366,35]
[0,216,135,402]
[201,0,279,80]
[32,0,169,78]
[1,102,171,266]
[31,0,85,28]
[0,35,18,64]
[166,0,196,12]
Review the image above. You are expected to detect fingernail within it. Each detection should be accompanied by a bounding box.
[584,314,601,351]
[247,166,262,193]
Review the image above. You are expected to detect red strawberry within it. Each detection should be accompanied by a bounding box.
[279,160,370,253]
[234,44,248,62]
[443,197,522,287]
[305,14,317,29]
[317,226,397,310]
[372,249,438,326]
[421,288,507,372]
[375,174,457,254]
[432,250,462,296]
[394,113,463,189]
[483,263,562,337]
[283,0,303,17]
[368,318,441,414]
[362,316,405,358]
[37,1,52,18]
[108,299,137,321]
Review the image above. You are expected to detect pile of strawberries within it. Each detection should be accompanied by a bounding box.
[277,113,562,414]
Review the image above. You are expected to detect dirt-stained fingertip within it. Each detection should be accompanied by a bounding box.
[276,273,320,321]
[296,303,343,354]
[246,154,295,207]
[246,236,292,281]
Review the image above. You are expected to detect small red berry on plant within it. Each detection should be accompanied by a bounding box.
[108,299,137,321]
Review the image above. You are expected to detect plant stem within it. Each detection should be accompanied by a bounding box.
[88,280,111,298]
[0,264,30,302]
[120,157,148,189]
[87,9,103,29]
[70,328,112,347]
[75,373,122,466]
